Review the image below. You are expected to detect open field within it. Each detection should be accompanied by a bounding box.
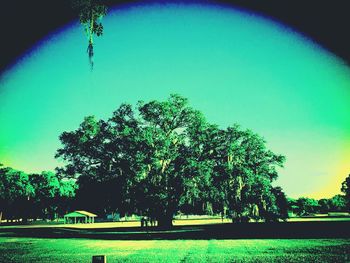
[1,216,350,229]
[0,218,232,229]
[0,237,349,262]
[287,216,350,222]
[1,220,349,262]
[1,220,350,240]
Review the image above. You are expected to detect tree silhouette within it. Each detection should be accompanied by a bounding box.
[56,94,287,227]
[341,174,350,211]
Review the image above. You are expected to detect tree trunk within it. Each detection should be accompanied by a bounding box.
[157,214,173,228]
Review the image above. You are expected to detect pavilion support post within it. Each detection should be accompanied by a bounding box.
[74,217,76,224]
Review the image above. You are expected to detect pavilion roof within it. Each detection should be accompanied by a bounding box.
[64,210,97,218]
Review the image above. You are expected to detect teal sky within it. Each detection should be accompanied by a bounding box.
[0,3,349,198]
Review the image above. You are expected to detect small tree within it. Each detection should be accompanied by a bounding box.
[294,197,319,216]
[341,174,350,211]
[270,187,289,221]
[0,165,33,222]
[328,195,347,212]
[318,198,331,213]
[30,172,63,220]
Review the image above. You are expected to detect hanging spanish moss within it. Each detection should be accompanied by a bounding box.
[87,41,94,70]
[72,0,107,70]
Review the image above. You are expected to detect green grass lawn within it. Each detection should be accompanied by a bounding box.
[1,237,349,262]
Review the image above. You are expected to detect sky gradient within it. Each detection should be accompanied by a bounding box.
[0,3,349,199]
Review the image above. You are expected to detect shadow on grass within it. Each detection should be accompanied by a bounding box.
[1,221,350,240]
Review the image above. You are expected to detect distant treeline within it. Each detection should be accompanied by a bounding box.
[0,165,76,222]
[0,164,349,223]
[288,195,348,216]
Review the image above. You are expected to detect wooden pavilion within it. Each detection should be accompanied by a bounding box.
[64,210,97,224]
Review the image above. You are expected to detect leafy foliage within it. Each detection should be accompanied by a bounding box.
[293,197,319,216]
[0,165,33,221]
[341,174,350,211]
[56,94,287,226]
[0,165,76,222]
[197,125,286,222]
[289,195,347,216]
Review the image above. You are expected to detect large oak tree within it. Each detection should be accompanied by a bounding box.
[56,94,286,226]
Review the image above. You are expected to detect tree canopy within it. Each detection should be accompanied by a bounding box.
[56,94,287,226]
